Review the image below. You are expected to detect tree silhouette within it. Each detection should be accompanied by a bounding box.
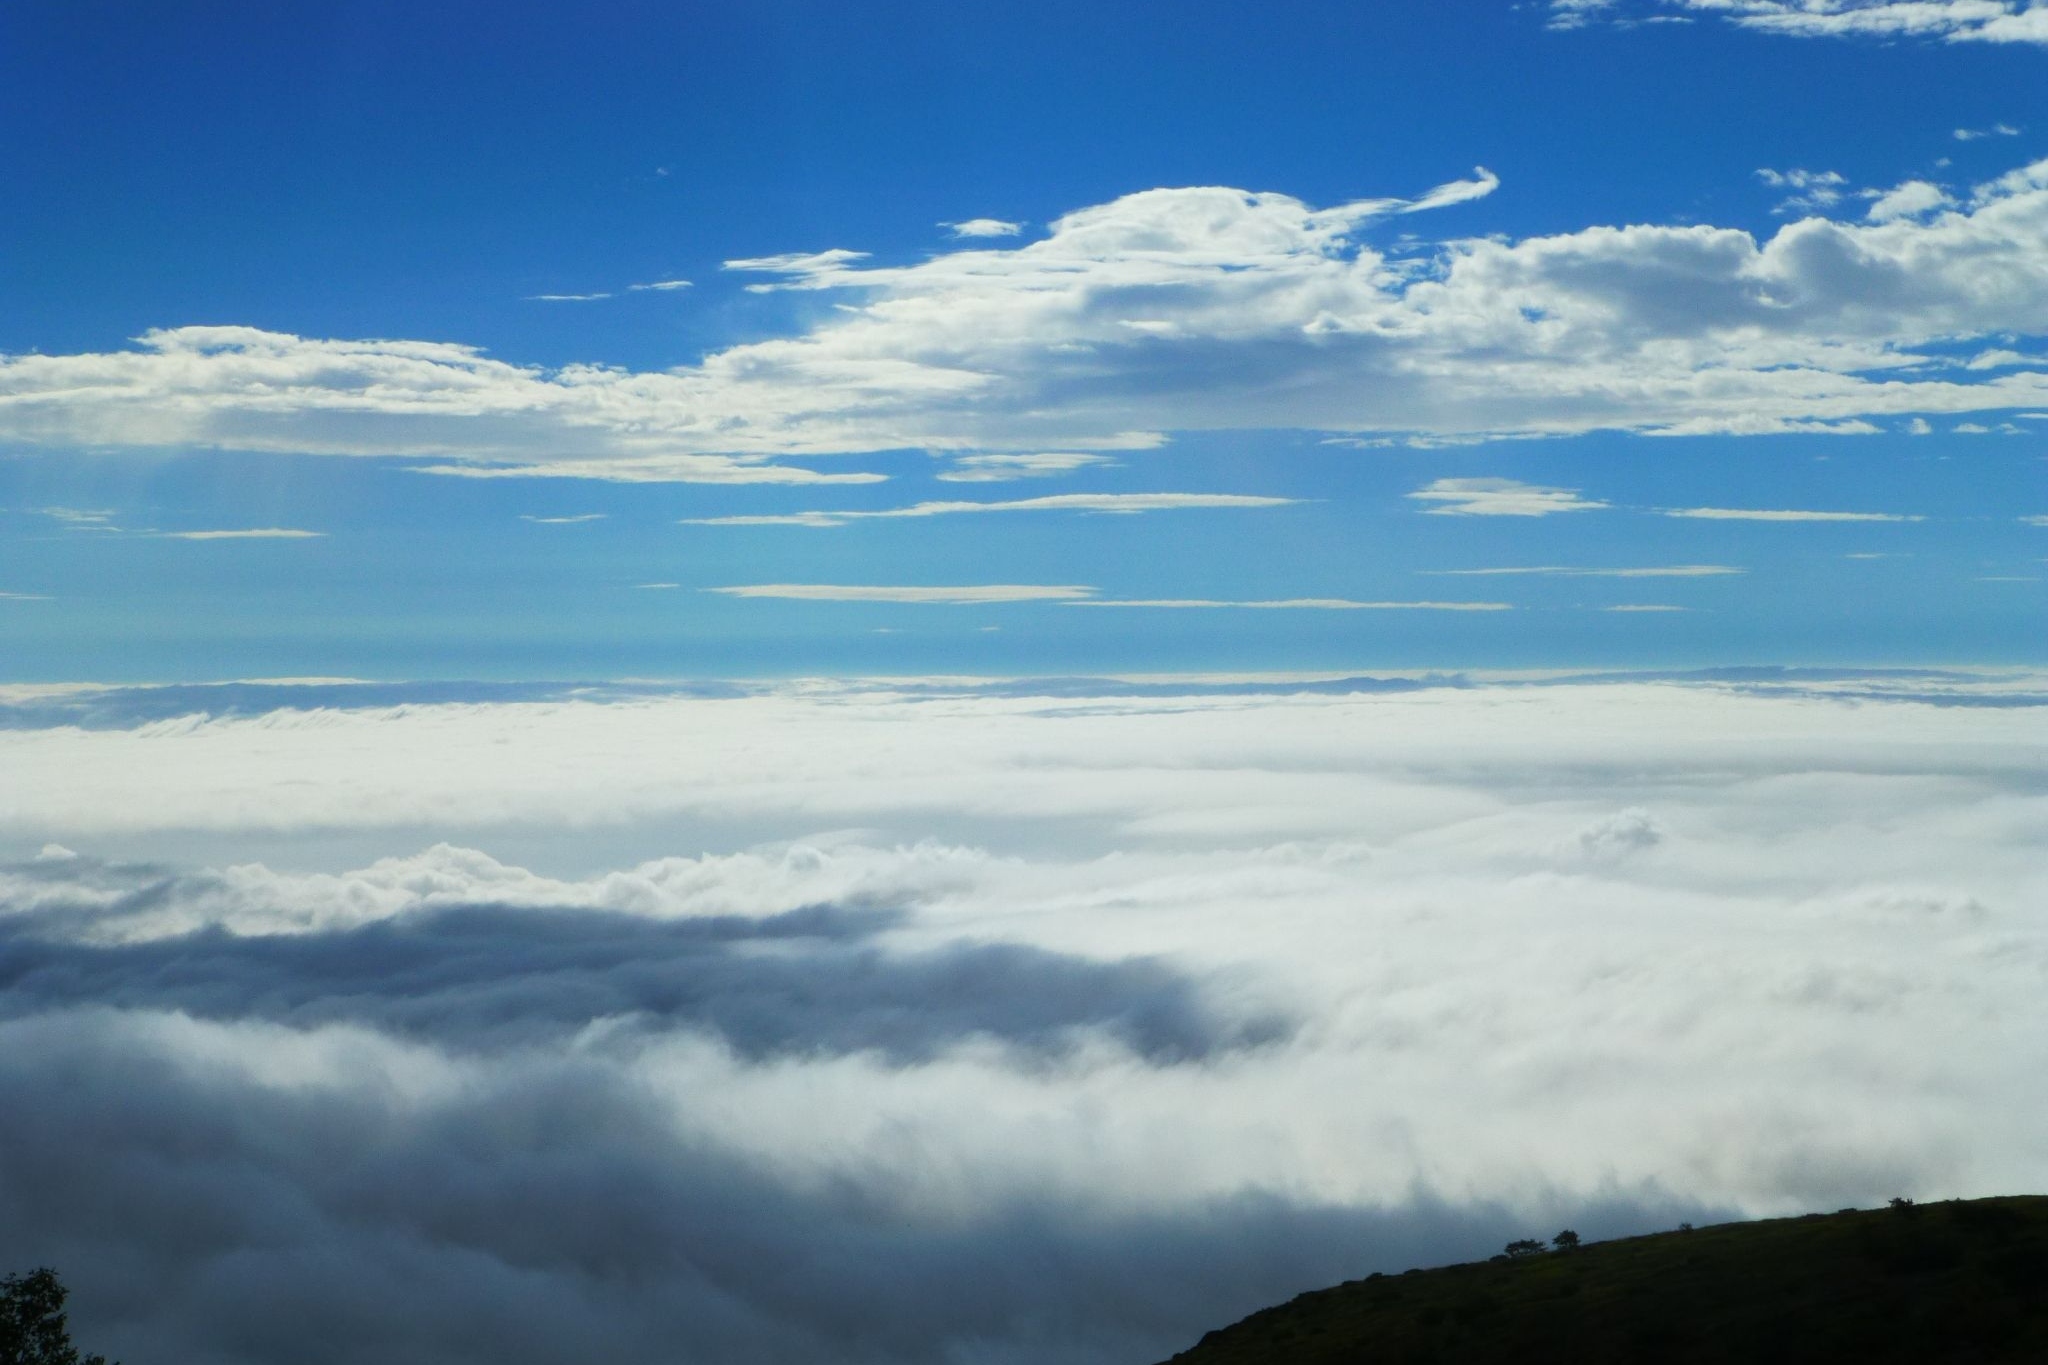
[1503,1238,1546,1258]
[1,1268,114,1365]
[1553,1229,1581,1251]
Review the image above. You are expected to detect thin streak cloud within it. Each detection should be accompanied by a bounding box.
[1406,479,1609,517]
[705,584,1099,603]
[157,528,327,540]
[682,492,1298,527]
[1665,507,1924,522]
[1066,598,1513,611]
[1426,565,1745,577]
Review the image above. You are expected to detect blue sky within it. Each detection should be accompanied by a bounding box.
[4,0,2045,680]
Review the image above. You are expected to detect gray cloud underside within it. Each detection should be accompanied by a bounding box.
[0,1011,1720,1365]
[0,881,1285,1063]
[7,161,2048,477]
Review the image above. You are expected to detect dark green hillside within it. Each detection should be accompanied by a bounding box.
[1160,1196,2048,1365]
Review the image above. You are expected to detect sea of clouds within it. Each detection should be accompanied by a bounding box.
[2,673,2043,1363]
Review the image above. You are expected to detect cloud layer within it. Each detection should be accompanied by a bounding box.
[1,677,2043,1362]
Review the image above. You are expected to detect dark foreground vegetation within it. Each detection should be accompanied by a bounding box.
[1160,1196,2048,1365]
[2,1268,113,1365]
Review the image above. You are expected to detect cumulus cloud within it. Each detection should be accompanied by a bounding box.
[705,584,1097,604]
[681,491,1298,527]
[0,676,2043,1362]
[1406,478,1608,516]
[13,158,2048,472]
[1758,167,1849,215]
[1568,805,1668,858]
[1866,179,1956,222]
[1955,122,2023,140]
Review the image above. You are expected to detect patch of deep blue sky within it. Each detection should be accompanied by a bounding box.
[1,0,2043,679]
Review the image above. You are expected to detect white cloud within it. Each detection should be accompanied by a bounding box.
[1665,507,1924,521]
[2023,514,2048,525]
[1427,564,1744,576]
[724,248,873,289]
[518,513,607,524]
[1757,167,1849,215]
[683,491,1298,527]
[40,507,119,531]
[0,591,51,601]
[626,278,693,292]
[525,291,613,302]
[705,584,1097,604]
[12,159,2048,468]
[1965,348,2033,369]
[1548,0,1623,28]
[934,452,1115,482]
[158,528,327,540]
[1955,123,2023,140]
[409,457,886,485]
[1866,180,1955,222]
[942,219,1025,239]
[2,676,2043,1314]
[1571,1,2048,46]
[1065,598,1513,610]
[1406,478,1608,517]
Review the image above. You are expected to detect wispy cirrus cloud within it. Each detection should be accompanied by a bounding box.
[1406,479,1608,517]
[934,452,1116,482]
[1665,507,1924,522]
[409,457,885,485]
[705,584,1097,604]
[1425,564,1744,576]
[1066,597,1513,610]
[39,507,121,531]
[156,528,327,540]
[683,491,1298,527]
[1560,1,2048,46]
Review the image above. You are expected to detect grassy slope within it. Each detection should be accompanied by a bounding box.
[1158,1196,2048,1365]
